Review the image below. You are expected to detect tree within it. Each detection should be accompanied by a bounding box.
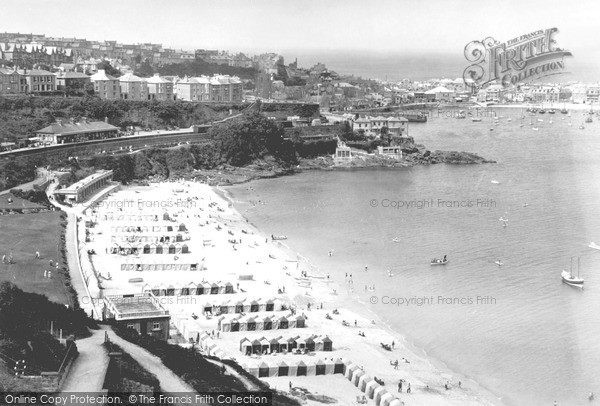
[96,60,120,77]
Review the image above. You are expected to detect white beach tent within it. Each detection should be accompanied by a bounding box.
[388,399,403,406]
[287,360,298,376]
[380,393,394,406]
[247,363,259,378]
[268,363,279,377]
[240,338,252,355]
[345,363,359,380]
[358,374,372,392]
[374,387,389,405]
[306,361,317,376]
[366,380,380,398]
[324,359,335,375]
[352,369,365,386]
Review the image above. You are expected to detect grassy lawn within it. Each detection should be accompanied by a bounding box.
[0,193,45,210]
[0,211,71,305]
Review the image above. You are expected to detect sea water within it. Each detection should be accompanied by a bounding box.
[226,108,600,405]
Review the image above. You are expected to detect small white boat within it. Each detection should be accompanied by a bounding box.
[494,260,503,266]
[588,242,600,250]
[523,203,529,207]
[491,180,500,184]
[499,217,508,222]
[392,237,401,243]
[431,256,449,266]
[532,127,539,131]
[271,235,288,241]
[537,119,544,122]
[561,257,584,287]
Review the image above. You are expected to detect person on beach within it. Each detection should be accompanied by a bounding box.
[394,360,399,369]
[459,381,462,388]
[365,266,368,272]
[398,381,402,392]
[407,383,411,393]
[392,340,395,349]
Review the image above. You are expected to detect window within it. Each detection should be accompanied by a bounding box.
[152,322,161,330]
[127,323,135,329]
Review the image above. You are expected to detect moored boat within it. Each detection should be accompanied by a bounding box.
[561,257,584,287]
[431,255,448,265]
[588,242,600,250]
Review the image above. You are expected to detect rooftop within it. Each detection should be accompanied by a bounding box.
[36,120,118,136]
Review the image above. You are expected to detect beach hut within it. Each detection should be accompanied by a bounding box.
[322,336,333,351]
[315,359,326,376]
[263,316,273,330]
[287,336,298,351]
[254,317,264,331]
[380,393,394,406]
[246,338,257,354]
[195,283,205,295]
[296,336,306,350]
[278,316,289,330]
[305,336,316,352]
[287,360,298,377]
[235,300,244,314]
[345,363,359,380]
[230,319,240,332]
[278,337,288,353]
[157,283,167,296]
[155,244,164,254]
[219,302,230,314]
[269,337,280,353]
[218,316,229,332]
[306,361,317,376]
[224,282,234,294]
[143,244,151,254]
[366,380,380,399]
[314,336,324,351]
[296,360,307,376]
[240,338,252,355]
[268,362,279,377]
[358,375,372,392]
[247,363,259,378]
[333,359,344,374]
[324,359,335,375]
[246,317,257,331]
[165,284,175,296]
[210,283,219,295]
[178,223,187,232]
[168,244,176,254]
[260,337,270,354]
[265,299,275,312]
[296,315,307,328]
[373,387,388,404]
[258,362,269,378]
[278,360,289,377]
[250,300,260,313]
[352,369,365,386]
[203,301,213,314]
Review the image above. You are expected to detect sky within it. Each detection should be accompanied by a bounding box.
[2,0,599,58]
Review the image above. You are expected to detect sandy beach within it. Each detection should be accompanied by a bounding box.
[82,181,501,406]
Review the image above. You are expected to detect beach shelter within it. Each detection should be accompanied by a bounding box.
[255,317,264,331]
[213,349,225,359]
[345,363,359,380]
[314,336,324,351]
[251,339,261,354]
[296,360,307,376]
[366,380,380,399]
[278,316,289,329]
[269,337,280,353]
[240,338,252,355]
[333,359,344,374]
[235,300,244,314]
[287,336,298,350]
[296,315,307,328]
[158,283,167,296]
[143,244,151,254]
[278,360,289,377]
[246,317,257,331]
[219,301,231,314]
[263,316,273,330]
[388,400,403,406]
[260,337,270,354]
[358,375,372,392]
[265,299,275,312]
[207,342,218,356]
[306,361,317,376]
[183,282,195,296]
[380,393,394,406]
[322,336,333,351]
[287,360,298,376]
[210,283,219,295]
[224,282,234,294]
[230,319,240,332]
[305,336,316,352]
[250,300,260,313]
[324,359,335,375]
[165,284,175,296]
[247,363,259,378]
[352,369,365,386]
[296,336,306,350]
[278,337,288,352]
[258,362,269,378]
[178,222,186,232]
[374,387,388,404]
[203,301,213,314]
[315,359,326,376]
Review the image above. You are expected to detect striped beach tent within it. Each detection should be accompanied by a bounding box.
[380,393,394,406]
[287,360,298,376]
[373,387,388,405]
[259,337,270,354]
[277,360,289,376]
[322,336,333,351]
[306,361,317,376]
[296,360,307,376]
[251,339,261,354]
[240,338,252,354]
[269,337,280,353]
[345,363,359,379]
[278,337,288,352]
[268,363,279,377]
[247,363,259,378]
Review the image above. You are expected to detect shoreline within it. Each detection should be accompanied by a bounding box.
[217,183,504,406]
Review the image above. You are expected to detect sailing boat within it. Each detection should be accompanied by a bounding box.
[561,257,584,287]
[548,101,555,114]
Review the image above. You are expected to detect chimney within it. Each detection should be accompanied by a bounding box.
[104,116,108,123]
[56,119,63,126]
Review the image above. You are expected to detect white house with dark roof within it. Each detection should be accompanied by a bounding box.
[145,73,175,101]
[90,69,121,99]
[119,72,148,100]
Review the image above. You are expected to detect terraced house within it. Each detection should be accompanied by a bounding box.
[90,69,121,99]
[146,73,175,101]
[18,68,55,93]
[0,67,27,94]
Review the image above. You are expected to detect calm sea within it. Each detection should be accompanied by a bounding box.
[226,109,600,406]
[282,50,600,83]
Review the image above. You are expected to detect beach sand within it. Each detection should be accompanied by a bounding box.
[84,181,501,406]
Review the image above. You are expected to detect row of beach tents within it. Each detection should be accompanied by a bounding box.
[110,224,189,234]
[110,242,190,255]
[122,262,200,272]
[243,358,345,378]
[239,334,333,354]
[111,233,190,244]
[219,313,307,332]
[142,281,235,296]
[343,363,404,406]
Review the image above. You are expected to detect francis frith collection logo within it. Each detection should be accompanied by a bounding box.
[463,28,572,88]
